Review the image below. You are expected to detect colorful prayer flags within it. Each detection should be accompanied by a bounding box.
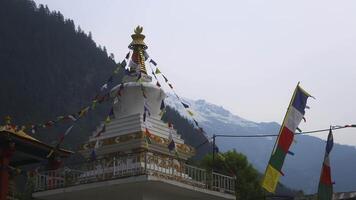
[317,128,334,200]
[262,84,312,193]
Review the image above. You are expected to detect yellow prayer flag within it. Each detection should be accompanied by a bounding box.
[187,110,194,116]
[105,116,111,124]
[262,165,281,193]
[155,68,161,74]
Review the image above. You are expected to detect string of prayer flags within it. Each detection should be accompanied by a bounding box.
[262,84,313,193]
[148,62,208,137]
[17,53,130,135]
[317,128,334,200]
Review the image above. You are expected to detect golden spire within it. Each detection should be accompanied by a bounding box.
[129,26,147,50]
[128,26,148,74]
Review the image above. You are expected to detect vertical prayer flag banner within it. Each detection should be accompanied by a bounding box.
[262,84,312,193]
[318,128,334,200]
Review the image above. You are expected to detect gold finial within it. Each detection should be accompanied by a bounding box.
[134,26,143,34]
[129,25,147,50]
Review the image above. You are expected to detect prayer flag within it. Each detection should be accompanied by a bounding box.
[262,84,312,193]
[66,115,77,121]
[156,82,161,87]
[125,52,130,59]
[193,119,199,126]
[162,74,168,82]
[155,68,161,74]
[105,116,111,124]
[181,102,189,108]
[317,128,334,200]
[168,83,173,89]
[187,110,194,116]
[78,106,90,118]
[262,165,281,193]
[150,59,157,66]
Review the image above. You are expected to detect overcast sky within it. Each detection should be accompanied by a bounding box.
[33,0,356,146]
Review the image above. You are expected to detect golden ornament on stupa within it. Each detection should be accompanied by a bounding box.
[129,26,147,50]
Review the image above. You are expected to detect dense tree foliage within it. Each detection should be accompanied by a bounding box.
[200,150,265,200]
[0,0,122,147]
[0,0,212,158]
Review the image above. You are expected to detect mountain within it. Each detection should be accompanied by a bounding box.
[165,94,356,194]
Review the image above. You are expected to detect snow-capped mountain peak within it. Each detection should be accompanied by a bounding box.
[164,94,258,131]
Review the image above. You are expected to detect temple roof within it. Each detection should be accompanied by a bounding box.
[0,125,73,166]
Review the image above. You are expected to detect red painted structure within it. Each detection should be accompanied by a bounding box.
[0,126,72,200]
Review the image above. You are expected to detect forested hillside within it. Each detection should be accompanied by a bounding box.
[0,0,212,157]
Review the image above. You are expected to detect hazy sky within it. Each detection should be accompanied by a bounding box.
[33,0,356,146]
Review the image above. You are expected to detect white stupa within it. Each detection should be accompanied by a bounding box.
[32,27,235,200]
[80,26,194,161]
